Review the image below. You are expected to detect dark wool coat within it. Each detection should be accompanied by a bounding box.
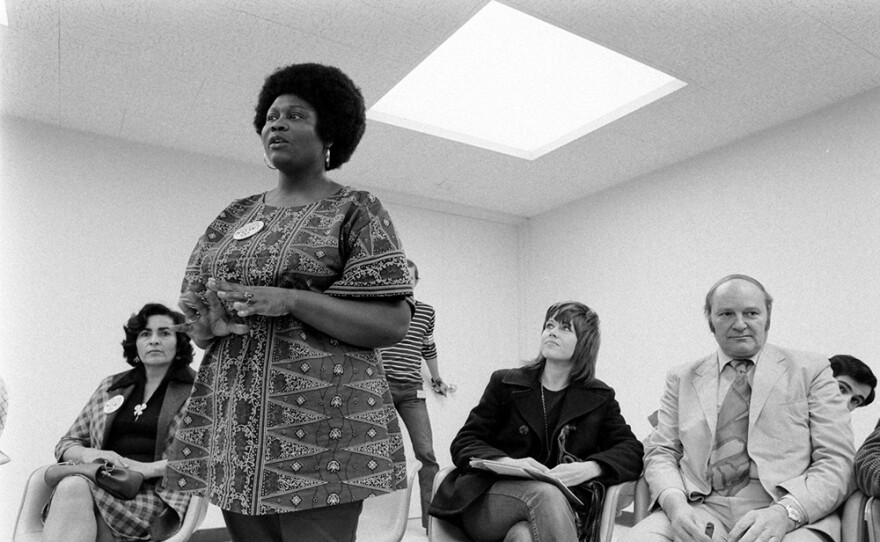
[429,366,643,523]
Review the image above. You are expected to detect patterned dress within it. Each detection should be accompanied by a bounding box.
[164,187,412,515]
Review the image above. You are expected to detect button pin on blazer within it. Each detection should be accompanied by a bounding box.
[518,425,529,435]
[104,395,124,414]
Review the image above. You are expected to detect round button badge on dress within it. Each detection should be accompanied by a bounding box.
[233,221,265,240]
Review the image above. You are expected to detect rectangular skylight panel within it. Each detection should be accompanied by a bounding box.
[368,1,686,160]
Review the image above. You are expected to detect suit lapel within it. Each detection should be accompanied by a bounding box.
[692,355,719,437]
[750,345,787,428]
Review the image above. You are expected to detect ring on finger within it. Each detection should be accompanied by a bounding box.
[244,291,255,305]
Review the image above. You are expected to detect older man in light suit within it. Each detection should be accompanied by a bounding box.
[624,275,854,542]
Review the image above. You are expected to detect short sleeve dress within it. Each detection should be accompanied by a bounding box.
[163,187,413,515]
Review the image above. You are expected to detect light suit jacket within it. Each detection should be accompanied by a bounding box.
[644,344,854,540]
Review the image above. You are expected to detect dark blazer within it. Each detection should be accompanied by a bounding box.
[429,366,643,522]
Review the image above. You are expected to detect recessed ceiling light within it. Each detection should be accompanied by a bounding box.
[367,1,686,160]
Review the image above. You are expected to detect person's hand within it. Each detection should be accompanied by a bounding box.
[431,377,449,396]
[728,505,789,542]
[176,286,250,342]
[547,460,602,486]
[210,278,294,318]
[665,499,716,542]
[79,448,130,468]
[123,458,166,479]
[491,456,549,473]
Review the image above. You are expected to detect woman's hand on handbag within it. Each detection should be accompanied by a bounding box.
[72,447,130,468]
[124,458,167,479]
[547,460,603,487]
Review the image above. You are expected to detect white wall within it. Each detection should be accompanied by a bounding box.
[520,86,880,445]
[0,117,521,537]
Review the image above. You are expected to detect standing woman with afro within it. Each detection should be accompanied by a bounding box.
[163,63,414,542]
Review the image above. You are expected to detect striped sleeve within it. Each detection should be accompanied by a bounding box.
[855,422,880,496]
[380,301,436,384]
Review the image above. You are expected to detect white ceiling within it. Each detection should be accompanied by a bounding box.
[3,0,880,219]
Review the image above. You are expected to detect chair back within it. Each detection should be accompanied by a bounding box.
[356,460,422,542]
[428,465,471,542]
[13,465,52,542]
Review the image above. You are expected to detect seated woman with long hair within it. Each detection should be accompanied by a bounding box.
[43,303,195,542]
[430,301,643,542]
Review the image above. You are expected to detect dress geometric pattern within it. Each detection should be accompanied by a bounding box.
[163,188,412,515]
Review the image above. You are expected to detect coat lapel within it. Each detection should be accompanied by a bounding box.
[101,381,135,449]
[749,345,787,429]
[557,385,607,432]
[692,355,719,438]
[511,385,547,445]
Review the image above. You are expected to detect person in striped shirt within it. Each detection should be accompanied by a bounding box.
[379,259,448,531]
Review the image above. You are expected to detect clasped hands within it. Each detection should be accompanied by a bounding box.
[75,449,162,478]
[666,499,790,542]
[490,456,601,486]
[175,278,292,342]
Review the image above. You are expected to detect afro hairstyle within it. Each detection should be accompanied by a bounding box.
[253,63,366,170]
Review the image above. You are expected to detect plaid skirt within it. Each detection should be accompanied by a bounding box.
[44,476,167,542]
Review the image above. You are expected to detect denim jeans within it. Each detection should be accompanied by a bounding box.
[460,479,578,542]
[388,381,439,528]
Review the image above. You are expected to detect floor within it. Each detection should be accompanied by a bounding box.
[399,517,633,541]
[189,514,632,541]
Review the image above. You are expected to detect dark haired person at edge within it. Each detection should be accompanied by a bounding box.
[43,303,195,542]
[162,63,413,542]
[430,302,643,542]
[829,354,876,411]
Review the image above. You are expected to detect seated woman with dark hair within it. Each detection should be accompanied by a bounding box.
[430,301,643,542]
[43,303,195,542]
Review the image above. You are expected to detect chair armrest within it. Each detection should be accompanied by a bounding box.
[161,496,208,542]
[633,477,651,524]
[842,490,868,542]
[599,481,635,542]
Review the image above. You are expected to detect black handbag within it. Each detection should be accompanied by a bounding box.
[45,459,145,500]
[557,424,606,542]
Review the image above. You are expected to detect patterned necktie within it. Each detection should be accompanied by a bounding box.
[709,359,752,496]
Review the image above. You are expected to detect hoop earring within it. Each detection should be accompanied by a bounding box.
[263,153,277,170]
[324,147,331,170]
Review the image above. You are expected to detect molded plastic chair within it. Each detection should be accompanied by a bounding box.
[842,490,870,542]
[428,464,636,542]
[633,476,651,524]
[356,460,422,542]
[13,464,208,542]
